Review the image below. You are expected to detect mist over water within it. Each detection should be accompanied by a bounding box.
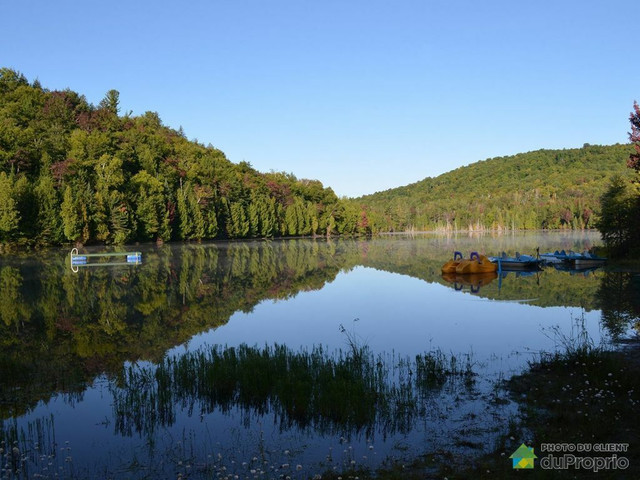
[1,232,636,478]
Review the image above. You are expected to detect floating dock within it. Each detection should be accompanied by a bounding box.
[70,248,142,272]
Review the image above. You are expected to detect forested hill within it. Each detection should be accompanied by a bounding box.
[354,144,634,232]
[1,68,632,246]
[0,68,364,247]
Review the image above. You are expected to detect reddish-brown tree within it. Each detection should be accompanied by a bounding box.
[628,101,640,174]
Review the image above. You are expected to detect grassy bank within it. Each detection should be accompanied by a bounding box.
[316,339,640,479]
[439,341,640,479]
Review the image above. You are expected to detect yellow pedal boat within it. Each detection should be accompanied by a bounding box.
[455,252,498,274]
[441,251,464,273]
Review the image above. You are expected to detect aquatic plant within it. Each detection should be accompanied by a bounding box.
[0,415,71,480]
[111,343,475,439]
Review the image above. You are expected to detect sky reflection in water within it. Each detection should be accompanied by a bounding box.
[1,232,626,478]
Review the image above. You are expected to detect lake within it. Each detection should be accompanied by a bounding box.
[1,231,637,479]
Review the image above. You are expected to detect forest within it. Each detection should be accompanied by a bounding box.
[0,68,366,247]
[354,143,634,233]
[0,67,635,246]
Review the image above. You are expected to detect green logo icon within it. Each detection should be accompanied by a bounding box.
[510,443,538,469]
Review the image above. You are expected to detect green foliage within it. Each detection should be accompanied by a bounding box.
[228,201,249,238]
[0,68,354,246]
[596,175,639,256]
[596,103,640,257]
[34,167,62,243]
[4,65,631,246]
[0,172,19,240]
[60,185,80,241]
[354,144,634,233]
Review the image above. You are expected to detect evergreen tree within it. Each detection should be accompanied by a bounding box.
[0,172,19,241]
[205,205,218,238]
[248,197,260,238]
[108,191,131,244]
[259,197,276,237]
[99,89,120,116]
[596,103,640,256]
[229,202,249,238]
[34,171,62,243]
[61,185,81,241]
[177,184,191,240]
[131,171,169,242]
[188,185,206,239]
[285,202,298,236]
[597,176,637,256]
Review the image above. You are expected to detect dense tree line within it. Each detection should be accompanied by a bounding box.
[2,67,636,245]
[0,68,363,246]
[596,103,640,257]
[352,144,633,233]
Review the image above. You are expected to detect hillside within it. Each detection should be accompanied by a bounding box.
[1,68,633,246]
[0,68,364,247]
[354,144,634,232]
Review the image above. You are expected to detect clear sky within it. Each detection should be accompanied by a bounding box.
[2,0,638,197]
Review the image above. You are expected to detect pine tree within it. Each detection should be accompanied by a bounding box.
[136,190,159,240]
[248,199,260,237]
[0,172,19,241]
[259,197,276,237]
[34,154,63,243]
[61,185,80,241]
[188,186,205,240]
[205,205,218,238]
[285,202,298,236]
[177,184,191,240]
[229,202,249,238]
[109,191,131,244]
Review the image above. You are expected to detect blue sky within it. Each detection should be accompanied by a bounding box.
[2,0,638,197]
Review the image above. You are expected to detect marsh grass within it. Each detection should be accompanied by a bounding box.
[439,319,640,479]
[0,415,74,480]
[2,344,477,479]
[457,346,640,479]
[111,343,476,439]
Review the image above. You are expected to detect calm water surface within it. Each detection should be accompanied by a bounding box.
[1,232,637,478]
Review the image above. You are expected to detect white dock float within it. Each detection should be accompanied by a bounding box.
[70,248,142,272]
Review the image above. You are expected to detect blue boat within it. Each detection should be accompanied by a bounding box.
[540,250,606,267]
[489,252,542,270]
[570,251,607,267]
[539,250,570,263]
